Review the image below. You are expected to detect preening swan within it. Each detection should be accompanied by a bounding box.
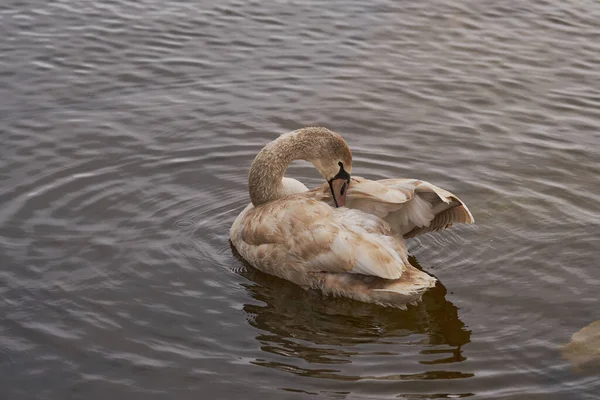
[230,127,474,308]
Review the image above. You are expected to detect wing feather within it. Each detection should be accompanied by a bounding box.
[239,196,407,280]
[320,176,474,237]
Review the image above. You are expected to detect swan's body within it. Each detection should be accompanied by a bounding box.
[230,127,473,308]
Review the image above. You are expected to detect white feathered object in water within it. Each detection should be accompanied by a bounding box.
[230,127,474,308]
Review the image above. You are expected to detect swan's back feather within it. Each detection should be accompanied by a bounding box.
[234,196,407,280]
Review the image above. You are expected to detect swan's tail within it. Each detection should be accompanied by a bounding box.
[316,266,437,309]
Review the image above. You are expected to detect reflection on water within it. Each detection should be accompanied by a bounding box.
[234,244,472,388]
[3,0,600,398]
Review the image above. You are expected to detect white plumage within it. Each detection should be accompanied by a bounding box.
[230,127,474,308]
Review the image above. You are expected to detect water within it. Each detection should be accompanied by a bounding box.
[1,0,599,398]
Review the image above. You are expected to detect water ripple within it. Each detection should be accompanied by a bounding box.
[2,0,600,398]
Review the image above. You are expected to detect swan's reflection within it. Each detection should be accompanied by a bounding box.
[232,245,471,383]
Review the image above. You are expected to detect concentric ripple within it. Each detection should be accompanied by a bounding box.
[2,0,600,399]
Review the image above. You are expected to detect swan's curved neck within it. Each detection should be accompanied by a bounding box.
[248,129,317,206]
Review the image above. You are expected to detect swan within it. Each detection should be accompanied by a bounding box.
[230,127,474,308]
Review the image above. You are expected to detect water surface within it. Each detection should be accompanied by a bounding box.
[1,0,600,399]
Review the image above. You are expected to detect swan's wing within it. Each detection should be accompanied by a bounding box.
[314,176,474,237]
[237,196,408,280]
[375,178,474,238]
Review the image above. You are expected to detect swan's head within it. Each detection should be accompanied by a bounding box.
[307,130,352,207]
[327,161,351,208]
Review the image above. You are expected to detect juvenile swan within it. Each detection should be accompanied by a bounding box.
[230,127,473,308]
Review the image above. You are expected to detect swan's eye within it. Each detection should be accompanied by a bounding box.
[340,182,347,195]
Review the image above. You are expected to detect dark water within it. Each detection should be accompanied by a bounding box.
[1,0,600,399]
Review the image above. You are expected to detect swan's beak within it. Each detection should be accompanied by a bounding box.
[329,178,349,208]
